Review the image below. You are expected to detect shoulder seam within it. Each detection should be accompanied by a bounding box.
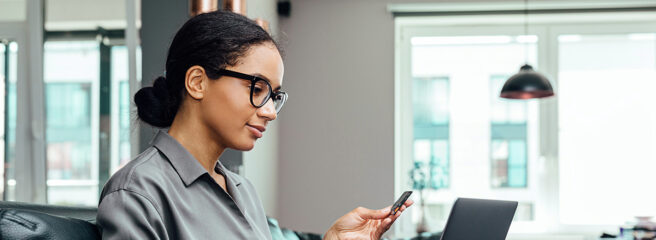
[100,188,164,221]
[124,147,159,189]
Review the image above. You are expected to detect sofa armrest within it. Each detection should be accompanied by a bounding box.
[0,208,100,240]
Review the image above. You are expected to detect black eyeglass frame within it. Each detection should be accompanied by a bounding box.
[216,69,287,112]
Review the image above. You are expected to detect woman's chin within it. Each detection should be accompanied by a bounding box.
[231,141,255,151]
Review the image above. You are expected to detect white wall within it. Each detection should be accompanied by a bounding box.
[278,0,411,233]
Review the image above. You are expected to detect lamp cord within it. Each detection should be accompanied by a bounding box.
[524,0,529,64]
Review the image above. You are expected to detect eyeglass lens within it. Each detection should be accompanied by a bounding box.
[251,79,287,113]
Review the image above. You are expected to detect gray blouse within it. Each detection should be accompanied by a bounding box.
[97,130,272,240]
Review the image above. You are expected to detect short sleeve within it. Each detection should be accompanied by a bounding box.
[97,190,168,240]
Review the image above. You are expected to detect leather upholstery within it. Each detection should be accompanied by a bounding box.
[0,207,100,240]
[0,201,97,223]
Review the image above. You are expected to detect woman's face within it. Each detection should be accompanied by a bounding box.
[200,43,284,151]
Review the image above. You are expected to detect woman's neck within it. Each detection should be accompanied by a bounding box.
[168,111,226,175]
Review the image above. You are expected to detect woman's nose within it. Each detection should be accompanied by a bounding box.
[257,99,277,121]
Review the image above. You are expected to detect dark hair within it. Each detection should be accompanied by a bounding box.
[135,11,281,128]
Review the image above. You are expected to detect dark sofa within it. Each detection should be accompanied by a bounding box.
[0,201,321,240]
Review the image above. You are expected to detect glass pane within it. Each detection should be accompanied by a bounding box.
[411,140,449,190]
[110,46,131,174]
[491,140,509,187]
[490,75,528,124]
[1,42,18,201]
[514,202,534,221]
[491,140,527,188]
[413,77,449,125]
[44,41,99,206]
[412,139,430,190]
[412,35,538,77]
[558,33,656,225]
[507,140,527,187]
[429,140,449,189]
[412,76,449,189]
[0,43,5,199]
[490,69,528,189]
[413,140,431,165]
[490,76,509,123]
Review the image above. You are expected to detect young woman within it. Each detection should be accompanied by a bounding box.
[97,11,412,240]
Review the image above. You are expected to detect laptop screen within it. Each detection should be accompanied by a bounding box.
[440,198,518,240]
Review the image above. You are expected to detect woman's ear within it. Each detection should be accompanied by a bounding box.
[185,65,207,100]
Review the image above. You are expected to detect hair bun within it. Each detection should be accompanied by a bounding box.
[134,76,176,128]
[152,76,169,95]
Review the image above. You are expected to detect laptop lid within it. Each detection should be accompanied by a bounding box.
[439,198,518,240]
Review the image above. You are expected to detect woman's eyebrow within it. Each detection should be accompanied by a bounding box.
[252,73,282,91]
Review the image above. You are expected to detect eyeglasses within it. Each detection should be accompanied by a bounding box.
[217,69,288,113]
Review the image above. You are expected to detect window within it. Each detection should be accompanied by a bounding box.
[43,39,141,206]
[404,34,540,232]
[0,0,140,205]
[490,75,529,188]
[557,32,656,225]
[0,41,18,201]
[412,77,449,190]
[396,11,656,236]
[44,41,99,206]
[110,46,140,173]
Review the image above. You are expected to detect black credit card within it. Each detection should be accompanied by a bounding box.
[390,191,413,215]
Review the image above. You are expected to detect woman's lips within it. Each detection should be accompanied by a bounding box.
[246,124,264,138]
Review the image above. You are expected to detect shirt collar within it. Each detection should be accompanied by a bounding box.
[214,158,242,187]
[151,130,241,187]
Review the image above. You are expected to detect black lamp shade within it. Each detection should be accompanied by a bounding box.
[500,64,554,99]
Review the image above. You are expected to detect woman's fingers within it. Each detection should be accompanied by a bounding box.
[356,199,415,220]
[393,210,402,219]
[387,200,413,222]
[381,213,401,231]
[379,202,415,236]
[355,206,389,219]
[394,200,412,214]
[392,199,413,216]
[381,205,393,213]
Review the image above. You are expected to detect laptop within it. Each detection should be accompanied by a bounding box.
[439,198,518,240]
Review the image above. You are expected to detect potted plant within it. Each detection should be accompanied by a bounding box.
[410,157,444,235]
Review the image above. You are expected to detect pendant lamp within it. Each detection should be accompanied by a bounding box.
[500,0,554,99]
[500,64,554,99]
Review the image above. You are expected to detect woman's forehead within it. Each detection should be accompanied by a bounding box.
[235,44,284,88]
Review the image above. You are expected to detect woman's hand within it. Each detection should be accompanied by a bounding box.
[323,199,413,240]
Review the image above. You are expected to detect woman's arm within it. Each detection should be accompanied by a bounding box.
[97,189,168,240]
